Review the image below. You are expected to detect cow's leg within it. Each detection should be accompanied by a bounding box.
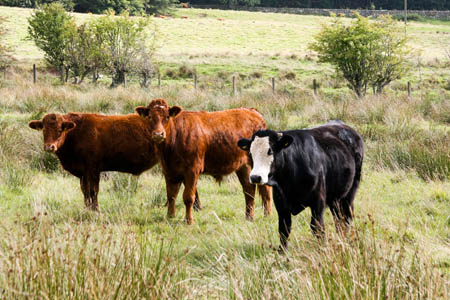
[80,172,100,211]
[273,188,291,251]
[278,210,292,251]
[183,172,199,225]
[166,180,181,219]
[193,189,202,211]
[257,185,272,216]
[236,165,256,221]
[333,185,359,234]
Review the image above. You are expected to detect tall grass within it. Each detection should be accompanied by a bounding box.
[0,214,446,299]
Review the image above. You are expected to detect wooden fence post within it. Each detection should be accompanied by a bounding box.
[158,72,161,89]
[272,77,275,93]
[194,73,197,89]
[407,81,411,99]
[232,75,236,95]
[33,64,36,84]
[313,79,318,95]
[123,73,127,88]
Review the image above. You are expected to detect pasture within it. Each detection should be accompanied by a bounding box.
[0,6,449,299]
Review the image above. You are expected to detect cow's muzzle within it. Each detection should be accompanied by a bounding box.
[250,175,263,185]
[152,132,166,143]
[44,144,57,152]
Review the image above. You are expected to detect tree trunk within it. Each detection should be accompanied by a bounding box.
[111,70,126,87]
[64,66,70,83]
[59,66,64,83]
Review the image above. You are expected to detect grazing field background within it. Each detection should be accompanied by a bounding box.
[0,6,449,299]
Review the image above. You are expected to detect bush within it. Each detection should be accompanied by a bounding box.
[310,13,410,97]
[27,3,76,82]
[90,10,158,87]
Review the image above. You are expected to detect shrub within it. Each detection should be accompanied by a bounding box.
[310,13,410,97]
[27,3,75,82]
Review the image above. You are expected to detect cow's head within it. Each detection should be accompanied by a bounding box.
[135,98,182,144]
[238,130,293,185]
[29,113,76,153]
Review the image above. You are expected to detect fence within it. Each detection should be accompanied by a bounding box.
[23,64,413,98]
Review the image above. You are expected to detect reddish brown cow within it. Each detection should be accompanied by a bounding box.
[135,99,272,224]
[29,113,167,210]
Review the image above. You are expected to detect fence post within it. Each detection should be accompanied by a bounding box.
[313,79,318,95]
[272,77,275,93]
[123,73,127,88]
[232,75,236,95]
[194,73,197,89]
[33,64,36,84]
[158,72,161,89]
[407,81,411,99]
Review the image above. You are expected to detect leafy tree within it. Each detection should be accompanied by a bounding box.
[28,3,75,82]
[369,15,410,94]
[310,13,410,97]
[90,10,157,87]
[63,23,102,83]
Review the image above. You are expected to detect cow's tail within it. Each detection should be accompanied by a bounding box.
[338,127,364,182]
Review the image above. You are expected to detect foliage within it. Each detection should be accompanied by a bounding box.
[63,23,103,84]
[74,0,145,15]
[219,0,261,8]
[90,10,158,86]
[146,0,179,15]
[310,13,410,97]
[27,3,75,81]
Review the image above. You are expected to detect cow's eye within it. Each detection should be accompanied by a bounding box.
[267,149,273,155]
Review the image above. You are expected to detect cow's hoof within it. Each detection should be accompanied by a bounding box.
[277,245,288,254]
[185,218,194,225]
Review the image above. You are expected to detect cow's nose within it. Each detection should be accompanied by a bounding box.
[250,175,262,184]
[44,144,56,152]
[152,132,166,142]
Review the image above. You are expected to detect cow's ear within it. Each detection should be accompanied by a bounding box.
[276,135,293,150]
[169,106,182,117]
[62,121,76,131]
[237,138,251,151]
[29,120,43,130]
[135,106,150,117]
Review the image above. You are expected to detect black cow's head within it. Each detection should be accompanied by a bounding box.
[238,129,293,185]
[135,98,182,144]
[29,113,76,153]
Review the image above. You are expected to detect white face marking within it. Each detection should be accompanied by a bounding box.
[249,136,273,184]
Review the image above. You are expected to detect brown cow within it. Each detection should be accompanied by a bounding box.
[135,99,272,224]
[29,112,200,210]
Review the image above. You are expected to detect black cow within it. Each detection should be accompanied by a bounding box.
[238,121,364,250]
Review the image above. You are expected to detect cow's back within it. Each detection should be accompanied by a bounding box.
[308,123,363,201]
[58,113,157,176]
[167,108,266,176]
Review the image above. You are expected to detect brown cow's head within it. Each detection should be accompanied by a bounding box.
[29,113,76,153]
[135,99,182,144]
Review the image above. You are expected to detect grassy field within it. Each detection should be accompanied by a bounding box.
[0,6,449,299]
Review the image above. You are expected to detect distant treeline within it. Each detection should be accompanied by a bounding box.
[0,1,167,15]
[0,0,449,13]
[195,0,450,10]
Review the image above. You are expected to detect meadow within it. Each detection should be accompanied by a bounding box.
[0,6,449,299]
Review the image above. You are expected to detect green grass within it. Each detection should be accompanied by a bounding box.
[0,5,449,299]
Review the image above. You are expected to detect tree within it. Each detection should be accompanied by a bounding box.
[369,15,410,94]
[310,13,410,97]
[91,10,157,87]
[63,23,102,84]
[28,3,75,82]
